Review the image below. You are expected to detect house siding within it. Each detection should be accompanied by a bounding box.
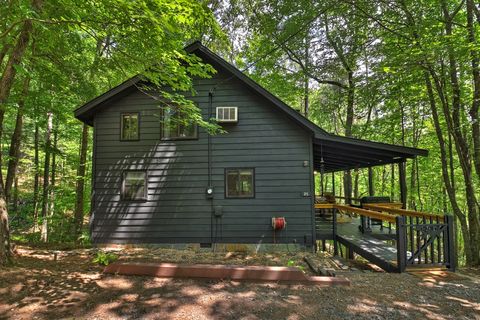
[91,61,314,246]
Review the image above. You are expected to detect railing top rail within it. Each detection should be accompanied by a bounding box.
[315,203,335,209]
[334,204,397,223]
[363,204,445,222]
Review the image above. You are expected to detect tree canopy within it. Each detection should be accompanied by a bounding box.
[1,0,479,267]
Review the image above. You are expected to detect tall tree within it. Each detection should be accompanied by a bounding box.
[74,124,89,241]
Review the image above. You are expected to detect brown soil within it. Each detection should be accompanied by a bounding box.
[0,247,479,320]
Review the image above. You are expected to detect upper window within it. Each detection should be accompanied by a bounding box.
[120,113,139,140]
[122,171,147,201]
[161,107,197,140]
[225,168,255,198]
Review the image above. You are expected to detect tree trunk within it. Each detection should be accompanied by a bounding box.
[0,184,10,265]
[5,76,29,201]
[466,0,480,181]
[48,127,58,217]
[424,71,473,264]
[0,20,33,190]
[353,169,359,200]
[0,13,36,266]
[438,2,480,265]
[32,121,39,231]
[303,38,309,117]
[74,123,89,241]
[40,112,53,242]
[12,176,18,214]
[390,164,395,201]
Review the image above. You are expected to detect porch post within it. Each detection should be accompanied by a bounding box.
[368,167,374,196]
[332,172,335,196]
[398,161,407,209]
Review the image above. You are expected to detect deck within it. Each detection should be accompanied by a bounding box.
[316,214,399,272]
[336,218,399,272]
[314,203,455,273]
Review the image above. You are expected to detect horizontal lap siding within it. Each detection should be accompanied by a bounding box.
[92,66,313,245]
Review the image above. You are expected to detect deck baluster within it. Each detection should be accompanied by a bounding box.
[423,216,428,263]
[436,217,443,263]
[409,216,414,262]
[416,217,420,264]
[429,216,434,264]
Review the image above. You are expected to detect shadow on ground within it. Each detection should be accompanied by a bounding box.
[0,249,479,320]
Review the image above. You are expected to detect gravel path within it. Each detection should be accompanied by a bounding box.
[0,248,479,320]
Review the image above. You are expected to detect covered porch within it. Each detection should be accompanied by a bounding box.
[310,134,455,273]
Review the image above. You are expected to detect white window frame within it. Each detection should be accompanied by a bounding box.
[216,106,238,123]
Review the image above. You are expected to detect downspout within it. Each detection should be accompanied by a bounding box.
[208,90,214,245]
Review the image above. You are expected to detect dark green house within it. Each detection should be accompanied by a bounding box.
[74,42,426,248]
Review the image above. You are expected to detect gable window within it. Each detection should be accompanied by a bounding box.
[161,107,197,140]
[225,168,255,198]
[122,171,147,201]
[121,113,139,140]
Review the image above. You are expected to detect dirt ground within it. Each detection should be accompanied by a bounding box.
[1,247,479,320]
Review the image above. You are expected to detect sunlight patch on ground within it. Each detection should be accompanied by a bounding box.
[97,276,134,289]
[392,301,444,320]
[446,296,480,311]
[347,298,379,313]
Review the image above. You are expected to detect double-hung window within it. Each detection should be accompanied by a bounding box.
[122,171,147,201]
[225,168,255,198]
[120,113,139,140]
[161,106,197,140]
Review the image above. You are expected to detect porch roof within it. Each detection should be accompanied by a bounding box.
[312,134,428,173]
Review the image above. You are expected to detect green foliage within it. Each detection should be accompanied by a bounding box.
[92,251,119,266]
[287,259,305,272]
[217,0,480,265]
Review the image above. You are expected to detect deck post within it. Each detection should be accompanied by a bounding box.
[368,167,374,196]
[396,215,407,273]
[445,215,456,271]
[398,161,407,209]
[333,208,338,256]
[332,172,335,196]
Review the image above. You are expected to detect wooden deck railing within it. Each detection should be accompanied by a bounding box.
[315,203,396,223]
[363,204,445,222]
[314,203,456,272]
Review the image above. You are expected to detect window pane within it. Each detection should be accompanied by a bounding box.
[161,106,196,139]
[239,171,252,195]
[161,108,172,139]
[122,114,138,140]
[123,171,146,200]
[179,123,196,138]
[226,169,253,198]
[227,171,239,197]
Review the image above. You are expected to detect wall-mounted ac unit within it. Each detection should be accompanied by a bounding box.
[216,106,238,123]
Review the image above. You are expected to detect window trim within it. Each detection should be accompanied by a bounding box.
[224,168,255,199]
[121,170,148,202]
[160,107,198,141]
[120,112,140,141]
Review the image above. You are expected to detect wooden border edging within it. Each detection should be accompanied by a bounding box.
[104,262,350,286]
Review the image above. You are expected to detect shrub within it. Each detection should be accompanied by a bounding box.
[92,251,118,266]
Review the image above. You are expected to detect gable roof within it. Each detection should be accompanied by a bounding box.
[74,41,328,136]
[74,41,428,170]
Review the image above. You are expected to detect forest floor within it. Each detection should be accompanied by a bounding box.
[1,246,480,320]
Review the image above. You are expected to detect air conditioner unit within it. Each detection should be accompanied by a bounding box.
[216,106,238,123]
